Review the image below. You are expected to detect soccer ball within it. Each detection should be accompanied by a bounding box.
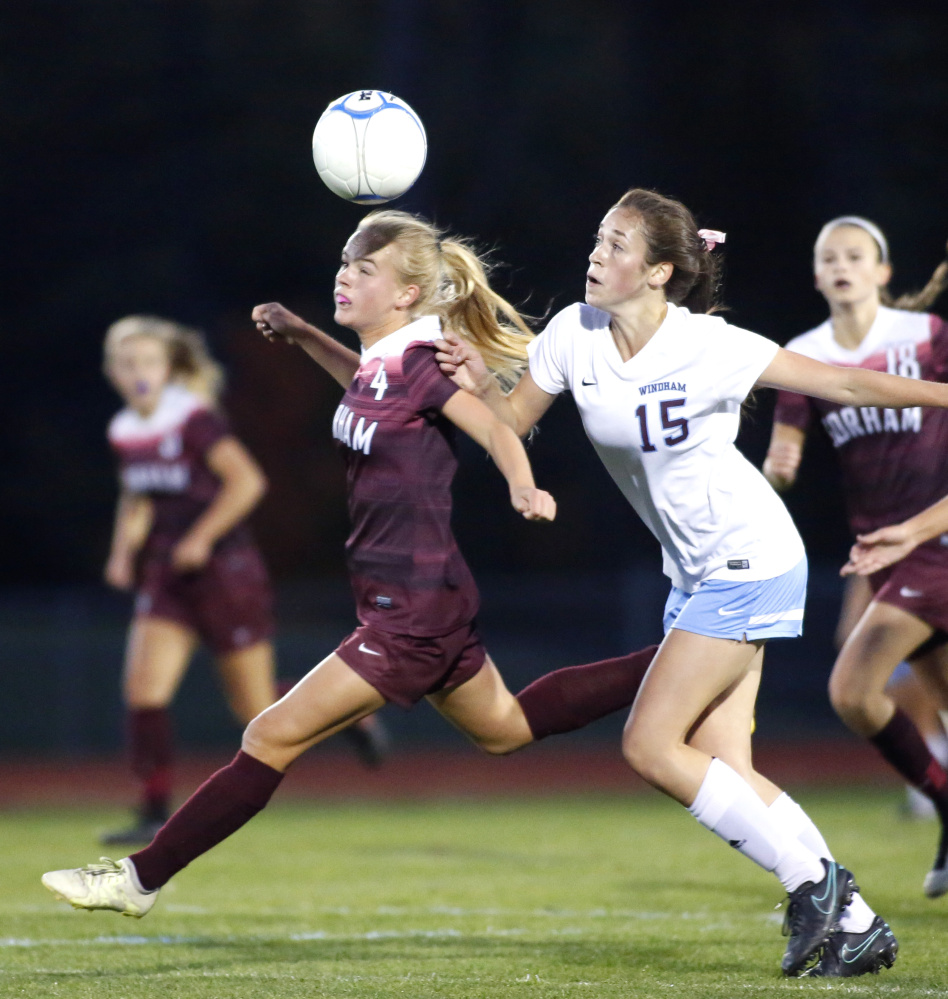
[312,90,427,205]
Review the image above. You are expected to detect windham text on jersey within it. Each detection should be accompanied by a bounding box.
[639,380,687,395]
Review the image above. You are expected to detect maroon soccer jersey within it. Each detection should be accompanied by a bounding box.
[108,383,254,558]
[774,307,948,541]
[333,317,480,637]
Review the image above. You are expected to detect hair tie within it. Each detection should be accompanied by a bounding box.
[698,229,726,252]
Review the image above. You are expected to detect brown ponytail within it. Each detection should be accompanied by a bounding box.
[611,189,723,314]
[890,239,948,312]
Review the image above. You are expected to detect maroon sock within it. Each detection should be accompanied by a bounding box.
[129,707,173,820]
[516,645,658,740]
[870,708,948,810]
[130,750,284,891]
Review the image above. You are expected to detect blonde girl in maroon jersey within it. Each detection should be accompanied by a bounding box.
[43,213,656,913]
[102,317,277,844]
[765,220,948,896]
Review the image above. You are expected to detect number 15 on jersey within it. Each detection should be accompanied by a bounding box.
[635,398,689,453]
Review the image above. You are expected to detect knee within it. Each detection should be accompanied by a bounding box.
[474,731,530,756]
[622,726,664,786]
[241,712,278,761]
[828,670,871,727]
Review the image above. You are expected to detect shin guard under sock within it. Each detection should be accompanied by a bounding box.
[516,645,658,740]
[129,707,173,819]
[130,750,283,891]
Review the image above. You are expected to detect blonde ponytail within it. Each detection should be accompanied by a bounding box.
[354,210,534,385]
[438,240,534,386]
[103,315,225,403]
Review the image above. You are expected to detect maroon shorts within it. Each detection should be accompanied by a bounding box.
[135,546,275,656]
[870,542,948,636]
[335,620,487,709]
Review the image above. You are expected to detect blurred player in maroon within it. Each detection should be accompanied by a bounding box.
[765,218,948,896]
[101,316,278,845]
[43,212,657,915]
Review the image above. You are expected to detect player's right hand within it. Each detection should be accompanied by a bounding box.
[762,440,801,492]
[252,302,311,345]
[104,554,134,591]
[435,331,494,397]
[840,524,918,576]
[511,486,556,522]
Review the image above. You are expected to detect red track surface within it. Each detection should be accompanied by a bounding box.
[0,739,898,809]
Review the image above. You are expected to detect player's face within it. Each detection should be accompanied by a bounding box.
[814,226,891,308]
[106,336,173,415]
[586,210,659,310]
[334,235,415,334]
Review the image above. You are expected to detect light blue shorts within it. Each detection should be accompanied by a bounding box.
[663,557,807,641]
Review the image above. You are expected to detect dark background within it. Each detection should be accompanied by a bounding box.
[0,1,946,751]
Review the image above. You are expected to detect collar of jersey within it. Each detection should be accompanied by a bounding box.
[817,305,915,364]
[109,383,206,442]
[360,315,442,364]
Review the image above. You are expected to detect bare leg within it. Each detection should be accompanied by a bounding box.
[216,640,278,725]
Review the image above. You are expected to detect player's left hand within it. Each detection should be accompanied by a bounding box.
[171,534,213,573]
[840,524,916,577]
[511,486,556,522]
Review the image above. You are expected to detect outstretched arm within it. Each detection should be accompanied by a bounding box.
[435,332,556,437]
[842,495,948,577]
[253,302,360,388]
[762,422,806,492]
[441,390,556,521]
[758,347,948,409]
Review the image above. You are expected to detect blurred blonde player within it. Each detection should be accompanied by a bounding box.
[101,316,278,844]
[765,219,948,895]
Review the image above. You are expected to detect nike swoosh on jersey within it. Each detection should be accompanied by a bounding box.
[581,376,596,385]
[899,587,923,598]
[840,927,883,963]
[358,643,382,656]
[717,607,744,616]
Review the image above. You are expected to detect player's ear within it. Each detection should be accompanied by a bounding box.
[397,284,420,310]
[649,261,673,290]
[877,261,892,289]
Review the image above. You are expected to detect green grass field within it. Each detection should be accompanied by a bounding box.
[2,789,948,998]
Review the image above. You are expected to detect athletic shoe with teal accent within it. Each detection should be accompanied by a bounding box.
[803,915,898,977]
[781,859,855,976]
[924,820,948,897]
[41,857,158,918]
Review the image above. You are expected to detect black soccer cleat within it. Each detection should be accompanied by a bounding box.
[781,859,855,976]
[342,713,391,769]
[100,807,168,847]
[802,915,898,978]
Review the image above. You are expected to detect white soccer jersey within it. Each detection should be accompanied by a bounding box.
[528,302,805,591]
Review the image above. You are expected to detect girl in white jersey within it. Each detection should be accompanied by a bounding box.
[436,189,948,976]
[765,218,948,893]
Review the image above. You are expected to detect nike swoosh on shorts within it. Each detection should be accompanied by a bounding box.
[358,643,382,656]
[899,587,923,598]
[717,607,743,616]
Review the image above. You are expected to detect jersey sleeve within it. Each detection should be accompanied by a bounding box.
[402,344,460,412]
[773,389,813,431]
[707,321,780,403]
[183,408,232,456]
[526,310,571,395]
[930,314,948,382]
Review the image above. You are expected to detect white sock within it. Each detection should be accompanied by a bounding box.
[768,792,875,933]
[927,732,948,767]
[689,759,824,892]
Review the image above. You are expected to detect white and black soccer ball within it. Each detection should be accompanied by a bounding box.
[312,90,427,205]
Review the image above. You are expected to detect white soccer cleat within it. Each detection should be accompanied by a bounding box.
[923,865,948,899]
[41,857,158,917]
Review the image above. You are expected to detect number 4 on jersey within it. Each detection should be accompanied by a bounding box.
[369,364,389,400]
